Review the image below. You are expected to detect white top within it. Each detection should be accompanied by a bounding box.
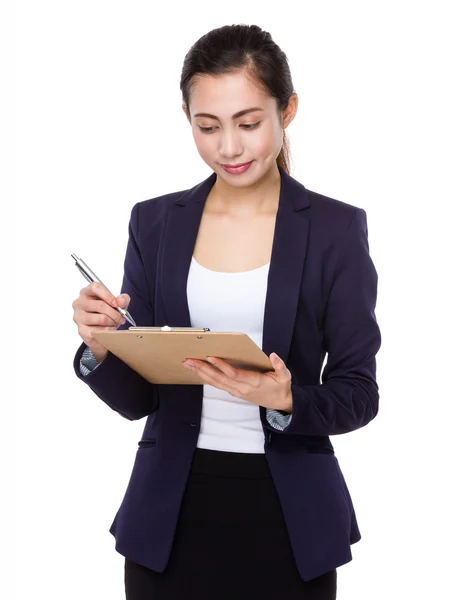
[186,256,270,453]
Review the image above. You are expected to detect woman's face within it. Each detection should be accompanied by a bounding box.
[184,71,297,187]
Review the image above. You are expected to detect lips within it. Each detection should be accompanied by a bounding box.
[220,160,254,175]
[221,161,252,168]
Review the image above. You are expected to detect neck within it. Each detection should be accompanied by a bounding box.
[208,164,281,216]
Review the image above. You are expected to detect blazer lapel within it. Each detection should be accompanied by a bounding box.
[160,171,217,328]
[159,166,310,365]
[262,169,310,364]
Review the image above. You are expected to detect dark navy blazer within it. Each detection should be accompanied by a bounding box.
[73,165,382,581]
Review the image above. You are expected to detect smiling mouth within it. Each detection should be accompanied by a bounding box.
[221,161,252,167]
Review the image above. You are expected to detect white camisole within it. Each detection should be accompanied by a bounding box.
[186,256,270,453]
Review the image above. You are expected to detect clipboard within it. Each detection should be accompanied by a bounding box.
[92,327,273,384]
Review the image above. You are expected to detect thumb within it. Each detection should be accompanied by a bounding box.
[270,353,285,370]
[117,293,130,308]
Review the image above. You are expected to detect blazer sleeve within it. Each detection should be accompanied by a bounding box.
[265,207,381,436]
[72,201,159,421]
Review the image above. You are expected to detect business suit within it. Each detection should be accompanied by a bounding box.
[73,165,381,582]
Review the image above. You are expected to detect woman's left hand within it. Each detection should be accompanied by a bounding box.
[182,353,293,412]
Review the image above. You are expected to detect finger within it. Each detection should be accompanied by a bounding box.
[78,323,119,347]
[80,323,119,341]
[186,360,246,397]
[205,357,260,386]
[205,357,239,379]
[79,297,125,326]
[84,311,125,327]
[83,281,119,308]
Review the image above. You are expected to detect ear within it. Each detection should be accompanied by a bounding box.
[282,93,298,129]
[182,105,191,124]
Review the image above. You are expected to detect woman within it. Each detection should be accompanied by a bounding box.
[72,24,381,600]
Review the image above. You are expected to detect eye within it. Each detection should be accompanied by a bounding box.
[198,126,217,133]
[198,122,261,134]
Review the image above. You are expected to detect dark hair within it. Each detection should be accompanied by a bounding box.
[180,24,296,175]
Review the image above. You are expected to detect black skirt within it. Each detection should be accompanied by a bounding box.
[124,447,337,600]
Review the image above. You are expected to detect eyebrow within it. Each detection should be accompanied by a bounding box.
[193,107,264,120]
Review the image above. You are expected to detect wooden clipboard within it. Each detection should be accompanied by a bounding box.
[92,327,273,384]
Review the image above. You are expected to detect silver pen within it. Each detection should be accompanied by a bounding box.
[71,253,137,327]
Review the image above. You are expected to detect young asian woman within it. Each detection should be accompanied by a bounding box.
[72,24,381,600]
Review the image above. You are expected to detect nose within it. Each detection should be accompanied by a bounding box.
[219,129,243,160]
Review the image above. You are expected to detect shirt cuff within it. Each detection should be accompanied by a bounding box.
[79,346,102,376]
[265,408,292,431]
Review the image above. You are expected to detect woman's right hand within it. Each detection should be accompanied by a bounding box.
[72,282,131,363]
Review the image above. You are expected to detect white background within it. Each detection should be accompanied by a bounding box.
[12,1,455,598]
